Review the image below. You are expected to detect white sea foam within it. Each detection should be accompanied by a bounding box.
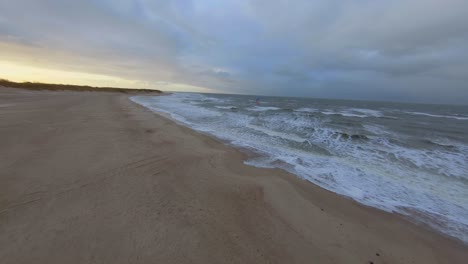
[404,111,468,120]
[363,124,392,136]
[339,112,370,118]
[319,110,370,118]
[215,105,236,109]
[246,124,308,143]
[349,108,383,117]
[246,106,281,111]
[295,107,317,113]
[319,108,384,118]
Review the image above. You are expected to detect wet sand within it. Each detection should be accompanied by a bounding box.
[1,87,466,263]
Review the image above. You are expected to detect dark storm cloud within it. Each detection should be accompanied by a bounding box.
[0,0,467,103]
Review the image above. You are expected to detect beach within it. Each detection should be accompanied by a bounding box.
[1,87,467,264]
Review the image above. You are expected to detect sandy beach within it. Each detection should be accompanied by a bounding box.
[0,87,466,264]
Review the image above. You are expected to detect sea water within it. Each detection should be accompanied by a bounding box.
[131,93,468,243]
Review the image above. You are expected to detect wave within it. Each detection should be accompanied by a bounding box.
[323,111,384,118]
[295,107,318,113]
[246,124,308,143]
[404,111,468,121]
[215,105,238,110]
[348,108,383,117]
[246,106,282,111]
[201,96,230,103]
[295,107,394,119]
[338,132,369,140]
[378,116,399,120]
[298,108,394,119]
[420,139,456,149]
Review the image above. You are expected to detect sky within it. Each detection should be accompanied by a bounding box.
[0,0,467,104]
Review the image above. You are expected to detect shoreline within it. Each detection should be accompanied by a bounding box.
[1,88,467,263]
[130,94,468,245]
[128,94,468,250]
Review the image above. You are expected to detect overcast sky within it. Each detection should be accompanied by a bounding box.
[1,0,467,104]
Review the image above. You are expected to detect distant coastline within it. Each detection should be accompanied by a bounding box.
[0,79,162,94]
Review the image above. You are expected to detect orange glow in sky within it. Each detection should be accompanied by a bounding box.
[0,60,215,92]
[0,61,142,87]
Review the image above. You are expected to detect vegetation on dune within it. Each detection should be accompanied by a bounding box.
[0,79,162,93]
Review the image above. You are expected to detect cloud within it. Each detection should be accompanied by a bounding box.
[0,0,467,104]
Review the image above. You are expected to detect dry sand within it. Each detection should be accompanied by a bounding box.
[0,87,467,264]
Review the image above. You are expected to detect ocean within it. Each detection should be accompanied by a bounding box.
[131,92,468,243]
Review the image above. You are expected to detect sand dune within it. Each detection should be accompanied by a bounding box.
[0,87,466,264]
